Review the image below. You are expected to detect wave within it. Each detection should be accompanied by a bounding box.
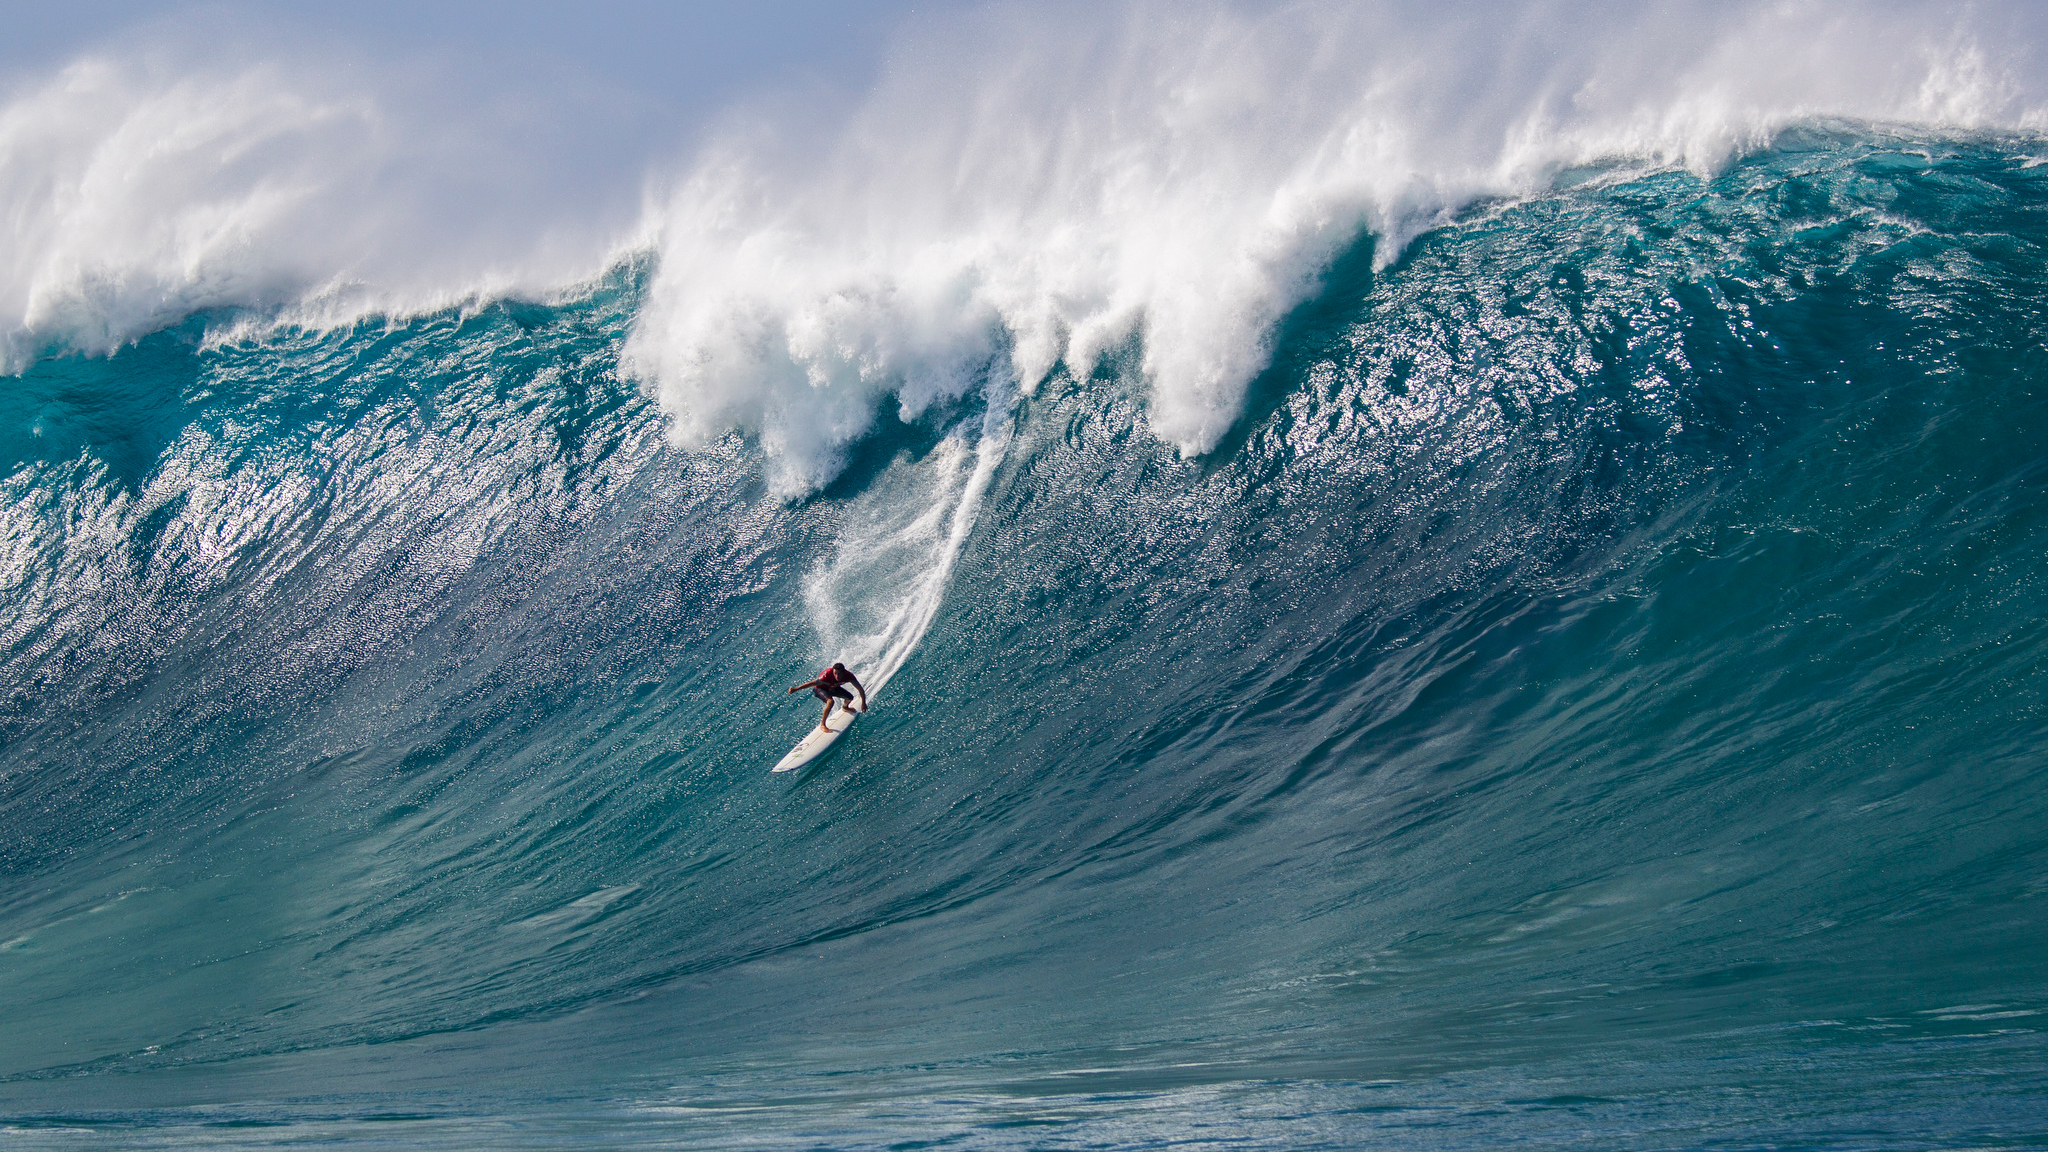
[6,6,2048,1147]
[3,118,2047,1147]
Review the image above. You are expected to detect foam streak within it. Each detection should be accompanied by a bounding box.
[805,402,1013,701]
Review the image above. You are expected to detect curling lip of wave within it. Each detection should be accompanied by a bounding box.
[2,3,2047,488]
[621,0,2048,493]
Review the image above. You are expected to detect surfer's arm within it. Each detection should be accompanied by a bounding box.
[788,678,822,694]
[847,675,868,709]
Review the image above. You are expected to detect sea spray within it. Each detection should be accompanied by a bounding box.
[0,53,642,373]
[624,0,2048,490]
[3,6,2028,482]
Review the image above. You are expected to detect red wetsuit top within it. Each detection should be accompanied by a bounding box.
[819,666,853,687]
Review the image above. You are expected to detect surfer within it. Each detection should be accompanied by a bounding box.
[788,662,867,732]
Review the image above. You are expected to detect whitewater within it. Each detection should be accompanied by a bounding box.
[5,2,2048,1148]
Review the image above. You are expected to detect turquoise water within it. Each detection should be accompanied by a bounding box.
[5,130,2048,1148]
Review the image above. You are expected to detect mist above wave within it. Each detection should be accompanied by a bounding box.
[3,2,2045,495]
[0,47,645,374]
[626,0,2048,493]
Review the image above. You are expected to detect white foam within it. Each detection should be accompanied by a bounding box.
[624,0,2048,491]
[0,50,643,373]
[4,3,2047,488]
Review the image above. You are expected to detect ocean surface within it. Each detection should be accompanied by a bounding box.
[6,14,2048,1146]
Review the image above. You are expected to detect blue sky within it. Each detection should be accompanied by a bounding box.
[1,0,983,126]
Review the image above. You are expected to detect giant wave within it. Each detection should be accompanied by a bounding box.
[5,4,2048,1149]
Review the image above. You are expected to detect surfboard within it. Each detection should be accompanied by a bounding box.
[772,702,860,773]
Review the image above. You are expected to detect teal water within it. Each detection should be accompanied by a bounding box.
[5,130,2048,1148]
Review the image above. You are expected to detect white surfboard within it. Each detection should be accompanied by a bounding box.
[772,703,861,773]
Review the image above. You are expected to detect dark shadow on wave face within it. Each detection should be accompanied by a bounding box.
[0,318,209,492]
[809,391,970,505]
[1198,228,1379,478]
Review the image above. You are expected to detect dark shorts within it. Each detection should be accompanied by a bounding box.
[814,685,853,703]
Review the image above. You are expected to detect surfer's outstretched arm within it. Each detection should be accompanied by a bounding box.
[788,678,822,694]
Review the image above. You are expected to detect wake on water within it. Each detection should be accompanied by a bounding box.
[8,3,2048,1149]
[807,403,1014,701]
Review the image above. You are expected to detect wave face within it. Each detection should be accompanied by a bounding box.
[7,18,2048,1149]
